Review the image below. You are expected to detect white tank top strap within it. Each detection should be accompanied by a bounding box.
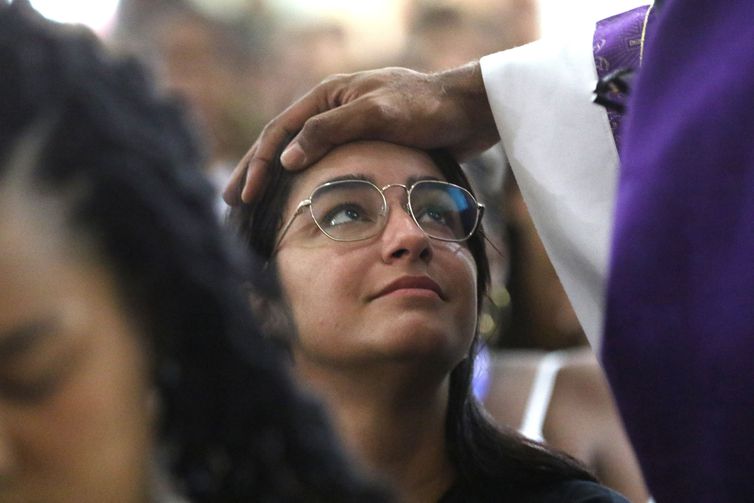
[519,350,570,442]
[472,345,492,401]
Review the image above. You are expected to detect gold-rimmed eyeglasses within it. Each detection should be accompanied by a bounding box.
[272,179,484,254]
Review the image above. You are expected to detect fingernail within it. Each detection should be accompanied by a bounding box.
[280,142,305,168]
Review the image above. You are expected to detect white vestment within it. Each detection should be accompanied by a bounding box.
[480,23,620,352]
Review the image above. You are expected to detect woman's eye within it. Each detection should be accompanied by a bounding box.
[417,207,449,225]
[0,373,63,403]
[323,204,370,227]
[0,330,74,404]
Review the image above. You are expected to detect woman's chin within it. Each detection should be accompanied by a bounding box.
[366,321,470,365]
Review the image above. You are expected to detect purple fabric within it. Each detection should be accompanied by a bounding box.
[603,1,754,501]
[592,5,650,152]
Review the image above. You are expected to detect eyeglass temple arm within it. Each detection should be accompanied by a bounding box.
[271,199,311,255]
[476,203,485,233]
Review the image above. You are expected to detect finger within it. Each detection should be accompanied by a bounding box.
[239,96,323,201]
[239,122,290,204]
[241,158,268,203]
[234,99,313,203]
[250,82,331,171]
[283,97,386,170]
[223,143,256,205]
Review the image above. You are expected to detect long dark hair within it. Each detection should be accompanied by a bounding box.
[0,2,391,501]
[230,138,597,498]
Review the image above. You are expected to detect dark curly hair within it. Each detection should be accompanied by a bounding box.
[0,2,391,501]
[229,139,599,499]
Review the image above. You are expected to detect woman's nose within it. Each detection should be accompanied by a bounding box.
[379,202,432,264]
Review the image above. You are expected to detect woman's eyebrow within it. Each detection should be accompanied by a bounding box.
[319,174,442,185]
[405,175,441,186]
[321,173,376,184]
[0,317,57,360]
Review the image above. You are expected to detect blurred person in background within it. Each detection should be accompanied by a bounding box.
[401,1,537,73]
[473,178,650,503]
[112,0,358,213]
[0,2,393,501]
[477,345,650,503]
[112,0,271,203]
[262,18,356,129]
[500,176,585,351]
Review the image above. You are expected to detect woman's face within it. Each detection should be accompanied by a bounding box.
[0,195,153,503]
[275,141,478,372]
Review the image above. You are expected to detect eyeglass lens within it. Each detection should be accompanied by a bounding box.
[309,180,478,242]
[310,181,387,240]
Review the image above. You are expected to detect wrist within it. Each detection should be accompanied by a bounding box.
[435,61,498,159]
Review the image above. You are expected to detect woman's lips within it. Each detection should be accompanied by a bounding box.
[372,275,445,300]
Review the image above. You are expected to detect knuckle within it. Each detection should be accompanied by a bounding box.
[301,115,328,139]
[259,118,280,139]
[320,72,350,86]
[367,96,402,122]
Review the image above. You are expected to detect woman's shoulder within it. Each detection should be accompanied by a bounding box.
[526,479,631,503]
[440,478,629,503]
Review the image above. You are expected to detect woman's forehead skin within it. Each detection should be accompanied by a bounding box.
[287,141,442,205]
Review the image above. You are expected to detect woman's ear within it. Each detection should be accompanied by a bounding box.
[247,286,296,349]
[242,252,297,349]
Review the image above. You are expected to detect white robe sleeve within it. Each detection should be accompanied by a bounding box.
[480,29,618,352]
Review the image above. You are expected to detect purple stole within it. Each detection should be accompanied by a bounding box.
[593,5,652,152]
[600,1,754,501]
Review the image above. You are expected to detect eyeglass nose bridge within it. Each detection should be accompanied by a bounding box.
[380,183,412,214]
[380,183,410,192]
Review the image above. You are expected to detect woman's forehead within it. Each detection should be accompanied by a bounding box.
[289,141,443,200]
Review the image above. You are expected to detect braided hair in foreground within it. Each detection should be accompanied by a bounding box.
[0,2,390,501]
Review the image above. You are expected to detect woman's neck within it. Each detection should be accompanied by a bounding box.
[294,359,457,503]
